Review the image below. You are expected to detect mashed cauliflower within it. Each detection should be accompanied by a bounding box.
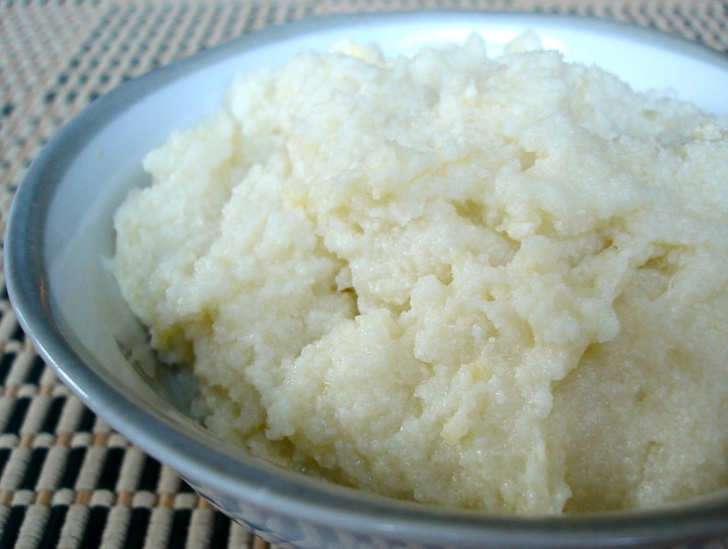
[112,34,728,514]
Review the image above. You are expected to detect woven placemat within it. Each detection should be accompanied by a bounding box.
[2,1,728,548]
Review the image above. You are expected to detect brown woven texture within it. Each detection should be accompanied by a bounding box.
[1,1,728,548]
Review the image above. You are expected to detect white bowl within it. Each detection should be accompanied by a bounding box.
[7,11,728,549]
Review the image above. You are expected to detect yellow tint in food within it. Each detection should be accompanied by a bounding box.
[112,35,728,514]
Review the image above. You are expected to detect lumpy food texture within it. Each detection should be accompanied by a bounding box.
[112,35,728,514]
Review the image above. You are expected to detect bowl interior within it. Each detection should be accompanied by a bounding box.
[46,11,728,410]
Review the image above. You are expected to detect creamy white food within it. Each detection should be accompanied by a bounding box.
[111,34,728,514]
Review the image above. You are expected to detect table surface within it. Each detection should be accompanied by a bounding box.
[2,1,728,548]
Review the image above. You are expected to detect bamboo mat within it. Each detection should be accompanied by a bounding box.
[1,1,728,548]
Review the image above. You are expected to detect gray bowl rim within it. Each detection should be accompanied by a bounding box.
[6,10,728,548]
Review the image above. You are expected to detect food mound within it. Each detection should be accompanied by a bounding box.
[112,34,728,514]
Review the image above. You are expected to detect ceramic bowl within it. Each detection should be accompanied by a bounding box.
[7,11,728,549]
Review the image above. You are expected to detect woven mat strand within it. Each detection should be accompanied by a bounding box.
[2,1,728,548]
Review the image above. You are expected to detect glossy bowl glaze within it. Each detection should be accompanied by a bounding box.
[6,12,728,549]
